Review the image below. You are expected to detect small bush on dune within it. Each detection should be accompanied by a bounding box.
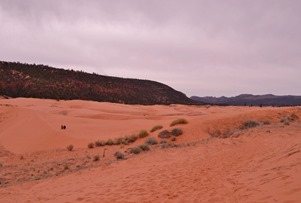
[171,137,177,142]
[171,128,183,136]
[145,137,158,145]
[106,139,114,146]
[158,130,171,139]
[95,140,106,147]
[128,134,139,143]
[114,137,125,145]
[262,120,270,125]
[139,144,150,151]
[240,120,260,129]
[170,118,188,127]
[93,155,100,162]
[88,143,95,149]
[139,130,149,138]
[114,151,125,160]
[150,125,163,132]
[66,145,74,151]
[130,147,142,154]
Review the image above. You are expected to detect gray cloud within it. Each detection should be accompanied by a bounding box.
[1,0,301,96]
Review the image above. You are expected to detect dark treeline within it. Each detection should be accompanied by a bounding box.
[0,61,196,105]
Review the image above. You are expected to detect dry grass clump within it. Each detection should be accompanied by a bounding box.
[158,130,171,139]
[262,120,270,125]
[139,144,150,151]
[88,143,95,149]
[281,113,299,125]
[240,120,260,130]
[130,147,142,154]
[170,118,188,127]
[93,155,100,162]
[145,137,158,145]
[171,128,183,136]
[114,151,125,160]
[139,130,149,138]
[95,140,106,147]
[150,125,163,132]
[171,137,177,142]
[106,139,114,146]
[66,145,74,151]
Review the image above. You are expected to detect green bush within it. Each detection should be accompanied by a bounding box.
[171,128,183,136]
[158,130,171,139]
[150,125,163,132]
[139,130,149,138]
[170,118,188,127]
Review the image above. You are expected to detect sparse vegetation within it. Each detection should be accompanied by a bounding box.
[106,139,114,146]
[139,130,149,138]
[171,128,183,136]
[88,143,95,149]
[240,120,260,129]
[93,155,100,162]
[150,125,163,132]
[158,130,171,139]
[114,151,125,160]
[95,140,106,147]
[170,118,188,127]
[263,120,270,125]
[171,137,177,142]
[66,145,74,151]
[139,144,150,151]
[64,165,69,170]
[130,147,142,154]
[145,137,158,145]
[128,134,139,143]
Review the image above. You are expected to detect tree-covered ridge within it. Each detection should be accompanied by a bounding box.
[0,61,196,105]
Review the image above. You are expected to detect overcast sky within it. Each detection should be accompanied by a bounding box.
[1,0,301,97]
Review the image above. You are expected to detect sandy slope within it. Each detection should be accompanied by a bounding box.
[0,98,301,202]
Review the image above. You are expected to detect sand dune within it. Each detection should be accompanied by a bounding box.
[0,98,301,202]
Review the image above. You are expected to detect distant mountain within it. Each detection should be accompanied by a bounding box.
[191,94,301,106]
[0,61,197,105]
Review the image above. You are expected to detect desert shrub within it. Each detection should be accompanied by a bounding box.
[160,140,168,144]
[66,144,74,151]
[208,129,222,138]
[171,128,183,136]
[114,151,125,160]
[171,137,177,142]
[64,164,69,170]
[150,125,163,132]
[145,137,158,145]
[93,155,100,162]
[263,120,270,125]
[128,134,138,143]
[95,140,106,147]
[139,144,150,151]
[289,113,299,121]
[88,143,94,149]
[114,137,125,145]
[160,142,172,149]
[170,118,188,127]
[139,130,149,138]
[158,130,171,139]
[130,147,142,154]
[106,139,114,146]
[282,119,290,125]
[240,120,260,129]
